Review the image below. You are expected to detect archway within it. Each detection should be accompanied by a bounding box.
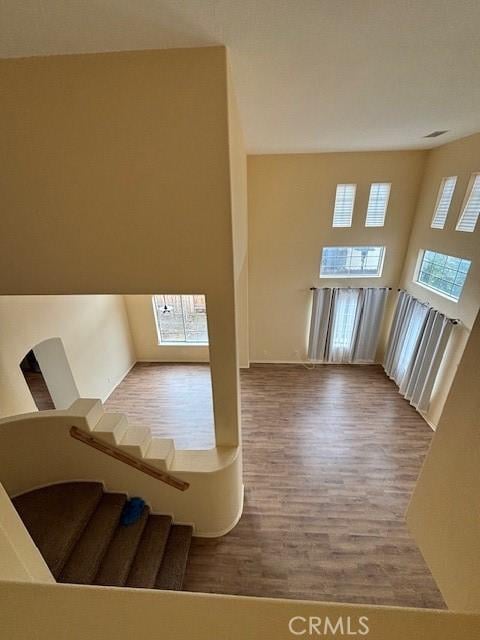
[20,338,79,410]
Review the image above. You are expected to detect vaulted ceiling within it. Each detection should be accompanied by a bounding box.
[1,1,479,153]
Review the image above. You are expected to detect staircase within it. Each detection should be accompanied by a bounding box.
[12,482,192,590]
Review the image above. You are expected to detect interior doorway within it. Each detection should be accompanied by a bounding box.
[20,338,80,411]
[20,350,55,411]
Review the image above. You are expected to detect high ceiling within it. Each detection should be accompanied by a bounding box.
[1,1,480,153]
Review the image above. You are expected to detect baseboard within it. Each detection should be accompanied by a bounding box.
[250,359,382,366]
[250,359,304,365]
[135,358,210,364]
[102,360,136,403]
[419,412,438,432]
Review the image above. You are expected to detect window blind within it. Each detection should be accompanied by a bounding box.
[456,174,480,232]
[332,184,356,227]
[365,183,391,227]
[431,176,457,229]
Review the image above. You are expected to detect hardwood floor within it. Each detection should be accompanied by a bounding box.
[105,362,445,609]
[23,370,55,411]
[106,363,215,449]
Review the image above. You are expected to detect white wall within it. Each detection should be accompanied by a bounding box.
[124,295,210,363]
[407,308,480,611]
[247,151,426,362]
[33,338,80,409]
[399,133,480,428]
[0,48,240,447]
[0,295,135,417]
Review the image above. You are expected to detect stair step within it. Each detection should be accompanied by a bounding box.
[94,505,149,587]
[59,493,126,584]
[12,482,103,579]
[126,515,173,588]
[120,426,152,457]
[155,525,193,591]
[93,413,128,445]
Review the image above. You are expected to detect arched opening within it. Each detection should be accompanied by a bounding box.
[20,338,79,411]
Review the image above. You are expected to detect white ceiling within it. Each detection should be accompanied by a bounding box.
[1,1,480,154]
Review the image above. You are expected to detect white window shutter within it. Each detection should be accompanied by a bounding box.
[332,184,356,227]
[431,177,457,229]
[456,174,480,233]
[365,183,391,227]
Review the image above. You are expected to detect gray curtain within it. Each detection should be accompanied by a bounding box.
[384,291,454,412]
[384,291,428,383]
[352,287,388,363]
[308,287,388,363]
[400,308,453,412]
[307,288,333,361]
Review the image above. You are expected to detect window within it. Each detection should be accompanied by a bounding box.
[365,183,391,227]
[332,184,356,227]
[431,176,457,229]
[320,246,385,278]
[416,250,471,301]
[456,173,480,232]
[152,294,208,344]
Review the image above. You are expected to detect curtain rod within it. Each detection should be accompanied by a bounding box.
[310,286,392,291]
[397,288,460,325]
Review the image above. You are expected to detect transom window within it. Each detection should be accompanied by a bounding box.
[416,250,471,301]
[152,294,209,344]
[320,246,385,278]
[456,173,480,233]
[365,183,391,227]
[431,176,457,229]
[332,184,356,227]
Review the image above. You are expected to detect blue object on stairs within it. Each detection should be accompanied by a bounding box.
[120,497,145,526]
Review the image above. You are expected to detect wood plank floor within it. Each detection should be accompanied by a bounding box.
[23,371,55,411]
[105,362,445,609]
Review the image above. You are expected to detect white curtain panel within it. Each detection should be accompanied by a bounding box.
[326,288,361,363]
[384,291,428,383]
[308,287,389,364]
[384,291,454,412]
[400,309,453,412]
[307,288,334,361]
[352,287,389,363]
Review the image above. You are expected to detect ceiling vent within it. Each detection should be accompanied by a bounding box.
[424,130,449,138]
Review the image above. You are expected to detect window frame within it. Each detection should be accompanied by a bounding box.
[414,249,471,302]
[152,294,209,346]
[319,245,386,279]
[455,173,480,233]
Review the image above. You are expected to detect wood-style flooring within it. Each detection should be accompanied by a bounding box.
[105,362,445,609]
[23,371,55,411]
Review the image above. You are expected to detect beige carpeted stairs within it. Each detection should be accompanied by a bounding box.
[12,482,192,590]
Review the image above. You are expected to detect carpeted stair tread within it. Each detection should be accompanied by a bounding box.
[12,482,103,578]
[59,493,126,585]
[94,504,149,587]
[126,515,173,588]
[155,524,193,591]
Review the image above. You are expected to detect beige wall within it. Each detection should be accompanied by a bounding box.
[0,406,243,538]
[399,133,480,427]
[247,151,426,362]
[407,308,480,612]
[124,295,210,363]
[227,57,249,369]
[0,580,479,639]
[0,295,135,418]
[0,47,240,446]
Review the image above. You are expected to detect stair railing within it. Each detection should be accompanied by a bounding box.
[70,426,189,492]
